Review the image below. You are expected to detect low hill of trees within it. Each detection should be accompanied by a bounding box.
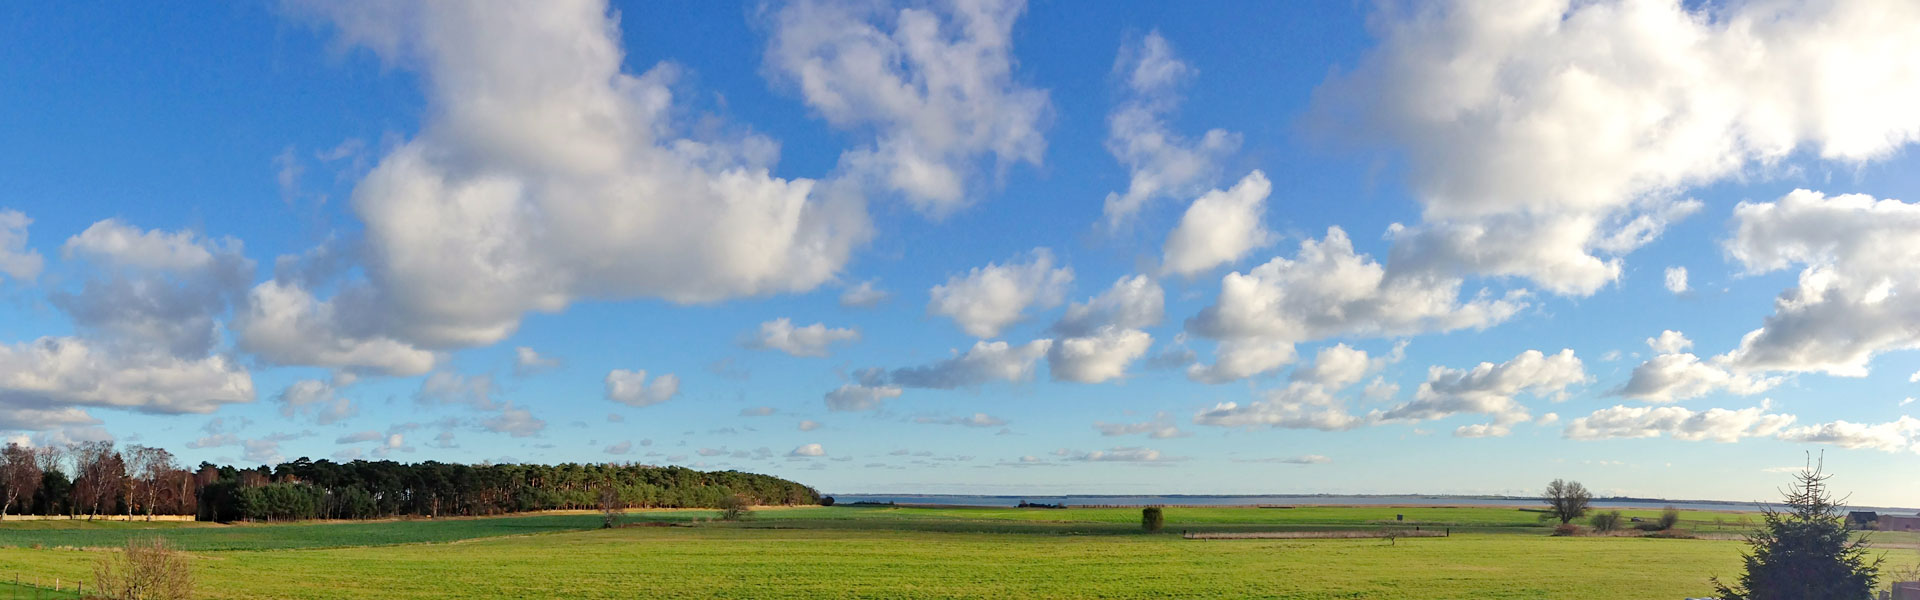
[1,442,822,522]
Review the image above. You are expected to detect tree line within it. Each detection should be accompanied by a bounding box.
[0,441,821,522]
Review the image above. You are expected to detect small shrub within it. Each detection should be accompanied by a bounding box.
[720,494,753,521]
[1657,506,1681,531]
[1141,507,1165,532]
[819,496,835,507]
[1591,510,1624,533]
[1552,523,1584,536]
[94,537,194,600]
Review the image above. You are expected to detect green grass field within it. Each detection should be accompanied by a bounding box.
[0,506,1911,599]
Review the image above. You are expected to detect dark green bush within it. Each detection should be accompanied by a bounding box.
[1590,510,1624,533]
[1658,506,1681,530]
[1142,507,1165,532]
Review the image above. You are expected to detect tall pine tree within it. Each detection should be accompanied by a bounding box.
[1715,457,1881,600]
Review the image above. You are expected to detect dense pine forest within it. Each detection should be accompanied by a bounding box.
[0,442,822,522]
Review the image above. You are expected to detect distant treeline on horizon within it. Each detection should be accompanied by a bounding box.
[0,441,822,523]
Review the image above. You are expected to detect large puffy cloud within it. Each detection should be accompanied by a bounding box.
[1616,331,1778,402]
[1162,171,1275,277]
[1053,275,1162,337]
[1185,227,1524,382]
[289,0,872,350]
[749,318,860,358]
[605,369,679,407]
[1379,349,1588,437]
[1315,0,1920,295]
[0,337,253,416]
[231,281,437,376]
[0,219,258,428]
[1564,403,1797,443]
[1101,31,1238,227]
[1289,344,1381,389]
[54,220,253,359]
[928,249,1072,338]
[764,0,1049,216]
[1047,327,1151,384]
[0,210,45,282]
[1046,275,1162,384]
[1724,190,1920,376]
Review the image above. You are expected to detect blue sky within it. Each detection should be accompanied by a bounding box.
[2,0,1918,506]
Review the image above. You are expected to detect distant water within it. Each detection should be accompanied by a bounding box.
[831,494,1920,514]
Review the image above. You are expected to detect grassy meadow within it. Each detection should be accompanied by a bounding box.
[0,505,1913,599]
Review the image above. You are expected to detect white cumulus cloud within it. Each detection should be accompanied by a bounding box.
[764,0,1049,216]
[1664,266,1689,295]
[605,370,679,407]
[928,249,1072,338]
[1185,227,1525,382]
[1314,0,1920,296]
[1102,31,1239,227]
[750,318,860,358]
[1725,190,1920,376]
[1162,171,1275,277]
[289,0,872,350]
[0,210,44,282]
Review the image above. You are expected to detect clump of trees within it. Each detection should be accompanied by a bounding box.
[720,494,753,521]
[93,537,194,600]
[1714,459,1881,600]
[1542,479,1592,525]
[1590,510,1624,533]
[1658,506,1681,531]
[1142,507,1165,532]
[0,442,824,523]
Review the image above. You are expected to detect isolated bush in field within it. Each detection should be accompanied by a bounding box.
[1658,506,1681,531]
[1142,507,1165,532]
[1590,511,1624,533]
[599,486,621,529]
[720,494,753,521]
[820,496,835,507]
[93,537,194,600]
[1714,460,1880,600]
[1551,523,1583,536]
[1542,479,1592,525]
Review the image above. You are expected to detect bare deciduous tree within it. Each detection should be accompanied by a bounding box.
[599,485,621,529]
[71,441,127,521]
[125,446,177,521]
[94,537,194,600]
[1543,478,1592,525]
[1,443,42,519]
